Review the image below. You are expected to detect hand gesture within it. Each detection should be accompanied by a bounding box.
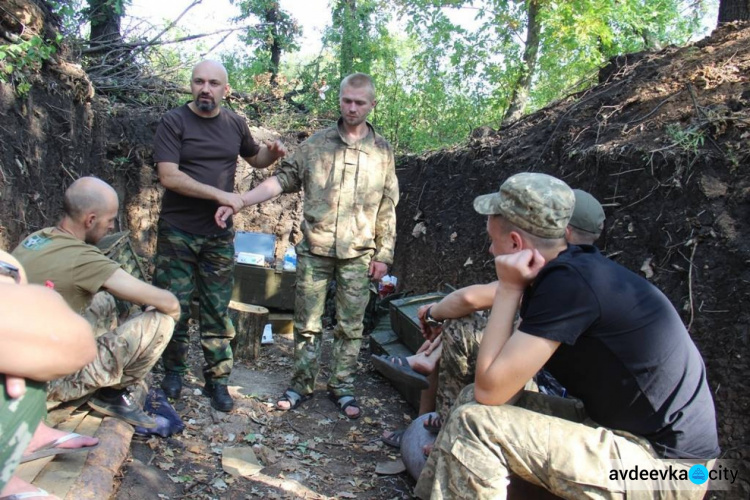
[217,192,245,214]
[214,192,244,229]
[494,249,546,291]
[215,206,234,229]
[265,139,287,160]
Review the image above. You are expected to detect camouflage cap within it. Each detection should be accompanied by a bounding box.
[473,173,574,238]
[570,189,605,234]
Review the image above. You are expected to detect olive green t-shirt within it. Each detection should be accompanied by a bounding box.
[12,228,120,314]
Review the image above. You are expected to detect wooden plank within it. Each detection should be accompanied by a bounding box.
[15,410,89,483]
[45,397,88,427]
[65,417,134,500]
[31,414,104,497]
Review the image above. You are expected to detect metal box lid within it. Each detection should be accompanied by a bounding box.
[234,231,276,265]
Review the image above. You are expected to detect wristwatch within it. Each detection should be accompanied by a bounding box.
[424,306,444,328]
[0,260,21,284]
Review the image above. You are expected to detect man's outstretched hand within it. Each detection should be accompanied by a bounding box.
[265,139,287,160]
[215,206,234,229]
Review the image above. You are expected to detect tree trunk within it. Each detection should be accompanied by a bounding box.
[718,0,750,22]
[88,0,122,51]
[265,5,281,83]
[336,0,357,79]
[228,301,269,361]
[503,0,541,124]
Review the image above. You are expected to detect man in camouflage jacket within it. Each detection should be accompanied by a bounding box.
[215,72,399,419]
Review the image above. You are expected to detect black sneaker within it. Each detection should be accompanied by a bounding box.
[161,372,183,399]
[88,389,157,428]
[203,382,234,412]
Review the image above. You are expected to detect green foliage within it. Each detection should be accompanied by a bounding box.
[665,123,706,156]
[99,0,712,154]
[394,0,710,139]
[232,0,301,76]
[49,0,89,37]
[0,35,59,97]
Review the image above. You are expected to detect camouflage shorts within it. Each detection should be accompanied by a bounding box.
[0,377,46,491]
[416,385,710,500]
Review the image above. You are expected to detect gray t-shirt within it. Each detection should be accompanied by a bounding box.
[153,103,260,236]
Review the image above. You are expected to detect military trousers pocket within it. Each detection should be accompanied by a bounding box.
[446,435,505,485]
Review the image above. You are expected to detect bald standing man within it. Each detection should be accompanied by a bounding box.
[13,177,180,428]
[152,60,286,411]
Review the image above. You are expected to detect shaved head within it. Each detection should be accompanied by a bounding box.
[63,177,119,221]
[340,72,375,101]
[190,60,230,115]
[192,60,228,84]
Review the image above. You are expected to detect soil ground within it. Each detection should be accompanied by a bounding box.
[115,325,417,500]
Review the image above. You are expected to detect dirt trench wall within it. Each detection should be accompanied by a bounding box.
[0,79,303,263]
[392,24,750,495]
[0,81,159,254]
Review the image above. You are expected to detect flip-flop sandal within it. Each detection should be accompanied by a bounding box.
[275,388,312,411]
[381,429,405,448]
[370,354,429,390]
[0,487,53,499]
[20,432,99,464]
[423,413,442,434]
[328,393,361,420]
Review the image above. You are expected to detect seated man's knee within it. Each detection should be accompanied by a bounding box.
[456,384,476,406]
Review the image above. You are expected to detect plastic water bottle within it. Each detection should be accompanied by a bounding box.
[283,246,297,271]
[261,323,274,344]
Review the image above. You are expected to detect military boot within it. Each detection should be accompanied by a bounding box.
[203,381,234,412]
[161,372,183,399]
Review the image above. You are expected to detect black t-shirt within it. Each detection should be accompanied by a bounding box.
[519,244,720,459]
[153,104,260,236]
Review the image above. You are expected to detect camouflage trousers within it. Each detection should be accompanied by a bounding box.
[47,292,174,402]
[154,220,235,384]
[436,311,488,420]
[0,377,46,491]
[415,385,711,500]
[291,251,372,397]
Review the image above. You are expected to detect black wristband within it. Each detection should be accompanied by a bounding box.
[425,306,444,327]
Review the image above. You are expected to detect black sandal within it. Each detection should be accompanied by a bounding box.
[424,413,442,434]
[276,388,312,411]
[381,429,405,448]
[328,393,362,420]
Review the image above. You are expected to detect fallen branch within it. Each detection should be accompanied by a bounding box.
[686,240,698,332]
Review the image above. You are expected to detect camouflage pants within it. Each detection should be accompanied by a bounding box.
[82,291,118,337]
[0,377,46,491]
[436,312,488,420]
[47,294,174,402]
[154,220,235,383]
[415,385,710,500]
[291,251,372,397]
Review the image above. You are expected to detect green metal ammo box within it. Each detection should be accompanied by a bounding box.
[388,293,447,353]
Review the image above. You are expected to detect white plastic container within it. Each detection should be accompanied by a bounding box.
[261,323,274,344]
